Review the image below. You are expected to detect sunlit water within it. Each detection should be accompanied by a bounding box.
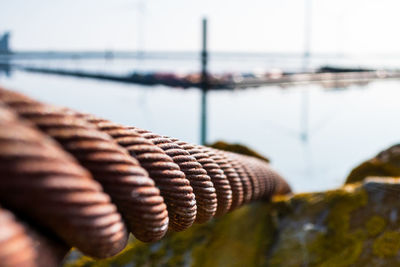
[1,55,400,192]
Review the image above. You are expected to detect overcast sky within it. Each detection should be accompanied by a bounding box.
[1,0,400,55]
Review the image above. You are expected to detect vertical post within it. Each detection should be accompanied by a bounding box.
[200,18,208,145]
[303,0,312,71]
[301,0,311,142]
[137,0,146,58]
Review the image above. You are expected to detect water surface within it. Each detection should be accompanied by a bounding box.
[1,56,399,192]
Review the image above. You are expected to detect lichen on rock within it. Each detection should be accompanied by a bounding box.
[366,216,386,237]
[346,144,400,184]
[63,203,277,267]
[372,231,400,258]
[208,141,270,163]
[64,178,400,267]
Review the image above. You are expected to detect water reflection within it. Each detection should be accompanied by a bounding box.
[0,59,400,192]
[0,57,11,78]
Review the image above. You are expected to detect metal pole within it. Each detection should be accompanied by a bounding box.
[303,0,312,71]
[137,0,146,58]
[200,18,208,145]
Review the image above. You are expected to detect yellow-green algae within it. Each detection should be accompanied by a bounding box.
[366,216,387,237]
[372,231,400,258]
[268,186,369,267]
[64,203,277,267]
[208,141,270,163]
[64,180,400,267]
[307,188,368,267]
[346,159,400,184]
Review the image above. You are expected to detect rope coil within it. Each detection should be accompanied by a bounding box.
[132,129,217,224]
[0,103,127,259]
[0,87,291,265]
[83,116,196,232]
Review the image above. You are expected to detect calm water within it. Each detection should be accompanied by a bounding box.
[1,55,400,192]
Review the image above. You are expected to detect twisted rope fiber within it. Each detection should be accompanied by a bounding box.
[237,154,291,198]
[172,140,233,217]
[0,207,65,267]
[226,152,261,201]
[236,155,271,198]
[201,147,244,211]
[82,116,196,231]
[221,152,253,204]
[132,129,217,224]
[0,89,168,244]
[0,207,38,267]
[0,87,291,262]
[0,103,127,259]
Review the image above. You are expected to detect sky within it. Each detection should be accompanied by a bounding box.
[1,0,400,55]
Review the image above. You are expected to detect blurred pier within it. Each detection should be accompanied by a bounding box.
[13,64,400,90]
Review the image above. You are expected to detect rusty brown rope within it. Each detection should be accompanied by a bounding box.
[236,154,291,198]
[172,140,233,217]
[0,207,66,267]
[0,87,291,263]
[226,152,261,201]
[0,207,38,267]
[0,89,168,243]
[201,147,244,211]
[131,129,217,224]
[222,152,253,204]
[82,116,196,231]
[0,104,127,258]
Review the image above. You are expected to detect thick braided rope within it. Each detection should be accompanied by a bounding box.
[173,140,233,217]
[226,152,261,201]
[132,129,217,224]
[0,89,166,244]
[0,104,127,258]
[201,147,244,211]
[235,155,270,198]
[0,207,66,267]
[0,88,292,262]
[83,117,196,231]
[222,153,253,204]
[0,207,37,267]
[236,154,291,198]
[71,113,170,242]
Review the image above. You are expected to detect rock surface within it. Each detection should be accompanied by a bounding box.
[63,177,400,267]
[346,144,400,184]
[208,141,270,163]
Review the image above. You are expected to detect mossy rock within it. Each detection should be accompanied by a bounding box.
[268,179,400,267]
[63,203,277,267]
[346,144,400,184]
[208,141,270,163]
[64,179,400,267]
[366,216,386,237]
[372,231,400,258]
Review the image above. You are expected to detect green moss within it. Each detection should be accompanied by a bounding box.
[268,187,369,267]
[65,203,278,267]
[307,188,367,266]
[318,230,366,267]
[366,216,386,237]
[63,241,155,267]
[208,141,270,163]
[291,192,325,205]
[372,231,400,258]
[345,156,400,184]
[191,204,276,267]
